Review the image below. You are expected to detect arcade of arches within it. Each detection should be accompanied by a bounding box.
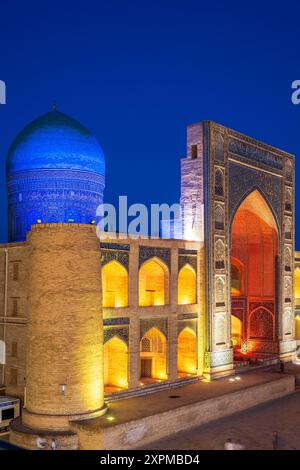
[231,191,279,359]
[102,257,197,308]
[104,325,198,392]
[102,256,198,391]
[101,226,297,393]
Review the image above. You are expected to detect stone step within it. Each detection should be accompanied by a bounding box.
[105,376,200,402]
[235,357,279,372]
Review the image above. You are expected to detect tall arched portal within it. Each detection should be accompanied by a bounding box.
[180,120,296,380]
[231,190,279,358]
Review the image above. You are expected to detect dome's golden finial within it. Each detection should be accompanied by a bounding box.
[52,101,57,111]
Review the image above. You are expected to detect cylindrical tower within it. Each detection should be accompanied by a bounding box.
[22,223,105,431]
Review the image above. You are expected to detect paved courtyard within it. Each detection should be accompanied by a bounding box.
[141,390,300,450]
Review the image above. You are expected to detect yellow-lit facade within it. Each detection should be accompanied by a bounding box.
[100,239,201,393]
[100,244,300,392]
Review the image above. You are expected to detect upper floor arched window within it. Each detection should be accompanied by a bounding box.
[102,260,128,307]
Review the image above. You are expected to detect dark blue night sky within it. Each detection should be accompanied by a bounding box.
[0,0,299,247]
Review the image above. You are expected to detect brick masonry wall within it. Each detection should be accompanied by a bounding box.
[0,243,28,397]
[22,223,105,430]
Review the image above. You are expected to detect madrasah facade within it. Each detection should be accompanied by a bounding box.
[0,107,299,447]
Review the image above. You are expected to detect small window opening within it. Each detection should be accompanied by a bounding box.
[191,145,198,159]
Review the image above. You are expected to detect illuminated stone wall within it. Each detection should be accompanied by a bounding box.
[0,233,203,399]
[22,223,105,431]
[101,236,203,391]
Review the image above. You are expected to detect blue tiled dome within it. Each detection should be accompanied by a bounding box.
[7,109,105,176]
[6,108,105,242]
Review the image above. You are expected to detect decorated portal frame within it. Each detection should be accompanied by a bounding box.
[181,121,296,379]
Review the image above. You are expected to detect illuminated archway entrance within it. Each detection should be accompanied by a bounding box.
[231,190,279,359]
[178,327,197,376]
[140,328,167,382]
[104,336,128,392]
